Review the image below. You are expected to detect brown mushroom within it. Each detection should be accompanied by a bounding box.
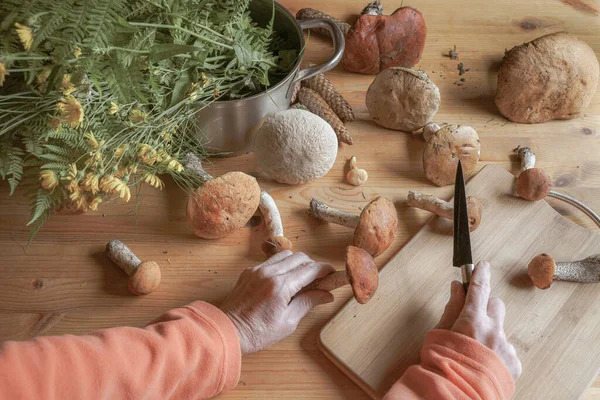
[514,146,552,201]
[106,239,161,295]
[302,246,378,304]
[406,191,482,232]
[185,153,261,239]
[347,156,368,186]
[310,196,398,257]
[527,253,600,289]
[423,124,480,186]
[258,190,292,257]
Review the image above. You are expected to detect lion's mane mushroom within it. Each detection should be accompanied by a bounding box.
[407,191,482,232]
[310,196,398,257]
[423,124,480,186]
[254,109,338,185]
[367,68,441,132]
[342,2,427,75]
[528,253,600,289]
[106,239,161,295]
[495,32,599,123]
[301,246,378,304]
[185,153,261,239]
[514,146,552,201]
[259,190,292,257]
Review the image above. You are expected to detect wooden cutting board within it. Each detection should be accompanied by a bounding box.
[319,165,600,400]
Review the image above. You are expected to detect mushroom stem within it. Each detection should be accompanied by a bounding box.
[303,270,348,292]
[259,190,284,237]
[362,0,383,15]
[406,191,453,220]
[184,152,213,182]
[516,146,536,171]
[310,198,360,228]
[106,239,140,276]
[422,122,441,141]
[555,255,600,283]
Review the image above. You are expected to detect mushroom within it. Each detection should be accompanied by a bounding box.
[310,196,398,257]
[421,122,441,141]
[527,253,600,289]
[106,239,161,295]
[366,68,441,132]
[514,146,552,201]
[423,124,480,186]
[254,109,338,185]
[347,156,368,186]
[302,246,378,304]
[406,191,482,232]
[185,153,261,239]
[258,190,292,257]
[495,32,599,123]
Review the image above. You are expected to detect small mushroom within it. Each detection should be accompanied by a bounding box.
[302,246,378,304]
[185,153,261,239]
[514,146,552,201]
[258,190,292,257]
[423,124,480,186]
[347,156,368,186]
[528,253,600,289]
[406,191,482,232]
[106,239,161,295]
[310,196,398,257]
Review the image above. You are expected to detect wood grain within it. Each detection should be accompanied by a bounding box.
[0,0,599,399]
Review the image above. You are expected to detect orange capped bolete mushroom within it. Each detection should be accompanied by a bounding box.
[258,190,292,257]
[185,153,261,239]
[407,191,482,232]
[528,253,600,289]
[302,246,379,304]
[514,146,552,201]
[106,239,161,295]
[310,196,398,257]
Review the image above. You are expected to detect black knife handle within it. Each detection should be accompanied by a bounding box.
[461,264,474,291]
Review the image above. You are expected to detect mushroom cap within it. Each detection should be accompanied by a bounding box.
[366,67,440,132]
[129,261,161,295]
[528,253,556,289]
[254,109,338,185]
[261,236,293,257]
[423,124,481,186]
[186,171,261,239]
[354,197,398,257]
[345,246,379,304]
[495,32,599,123]
[516,168,552,201]
[466,196,483,232]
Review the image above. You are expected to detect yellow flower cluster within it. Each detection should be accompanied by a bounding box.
[56,96,84,128]
[100,175,131,202]
[0,63,8,88]
[14,23,33,51]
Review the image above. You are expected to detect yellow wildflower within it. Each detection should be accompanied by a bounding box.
[73,46,82,58]
[108,102,120,115]
[114,144,127,158]
[84,131,99,149]
[39,170,58,190]
[99,175,131,202]
[213,87,219,97]
[144,173,164,190]
[0,63,8,87]
[57,96,84,128]
[167,159,184,173]
[82,173,99,194]
[60,74,76,95]
[200,72,209,88]
[14,23,33,51]
[64,163,78,181]
[85,151,102,169]
[36,69,51,93]
[89,197,102,211]
[138,143,157,165]
[129,109,147,124]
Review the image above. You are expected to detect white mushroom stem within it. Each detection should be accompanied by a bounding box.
[516,146,536,172]
[184,152,213,182]
[422,122,441,141]
[259,190,284,237]
[106,239,141,276]
[310,198,360,228]
[406,191,453,219]
[556,255,600,282]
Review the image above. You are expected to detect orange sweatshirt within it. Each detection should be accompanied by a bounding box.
[0,301,514,400]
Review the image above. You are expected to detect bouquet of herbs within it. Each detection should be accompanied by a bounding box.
[0,0,296,239]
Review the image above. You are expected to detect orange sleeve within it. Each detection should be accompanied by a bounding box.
[0,301,241,400]
[383,329,515,400]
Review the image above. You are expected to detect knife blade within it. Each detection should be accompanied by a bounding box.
[453,160,474,290]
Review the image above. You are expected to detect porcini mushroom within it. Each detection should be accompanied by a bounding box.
[302,246,378,304]
[106,239,161,295]
[527,253,600,289]
[514,146,552,201]
[258,190,292,257]
[185,153,261,239]
[406,191,482,232]
[347,156,368,186]
[310,196,398,257]
[423,124,480,186]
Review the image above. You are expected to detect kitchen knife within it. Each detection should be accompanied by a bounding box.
[453,160,474,291]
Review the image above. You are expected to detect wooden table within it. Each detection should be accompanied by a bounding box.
[1,0,599,398]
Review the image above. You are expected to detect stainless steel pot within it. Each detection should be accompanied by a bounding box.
[195,0,345,156]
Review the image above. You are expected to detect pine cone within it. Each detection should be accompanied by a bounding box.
[296,8,351,37]
[298,87,353,145]
[302,74,354,122]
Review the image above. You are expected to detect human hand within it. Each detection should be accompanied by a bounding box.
[220,251,335,355]
[435,261,522,382]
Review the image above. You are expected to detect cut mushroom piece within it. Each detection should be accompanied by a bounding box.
[310,196,398,257]
[258,190,292,257]
[527,253,600,289]
[406,191,482,232]
[301,246,378,304]
[347,156,368,186]
[514,146,552,201]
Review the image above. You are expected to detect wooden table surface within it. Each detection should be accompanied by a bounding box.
[1,0,599,398]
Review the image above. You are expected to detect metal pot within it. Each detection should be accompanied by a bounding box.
[195,0,345,156]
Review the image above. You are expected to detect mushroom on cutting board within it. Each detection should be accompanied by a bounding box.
[406,191,482,232]
[309,196,398,257]
[106,239,161,295]
[301,246,378,304]
[528,253,600,289]
[514,146,552,201]
[258,190,292,257]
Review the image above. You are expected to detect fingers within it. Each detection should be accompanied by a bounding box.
[487,297,506,326]
[260,251,312,276]
[259,250,294,267]
[285,290,334,328]
[285,261,336,295]
[435,281,466,329]
[462,261,491,318]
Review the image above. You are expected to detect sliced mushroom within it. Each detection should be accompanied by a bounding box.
[528,253,600,289]
[406,191,482,232]
[258,190,292,257]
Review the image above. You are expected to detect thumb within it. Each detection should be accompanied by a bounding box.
[286,290,334,327]
[435,281,466,330]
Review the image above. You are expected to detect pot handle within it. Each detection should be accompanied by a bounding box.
[292,18,345,84]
